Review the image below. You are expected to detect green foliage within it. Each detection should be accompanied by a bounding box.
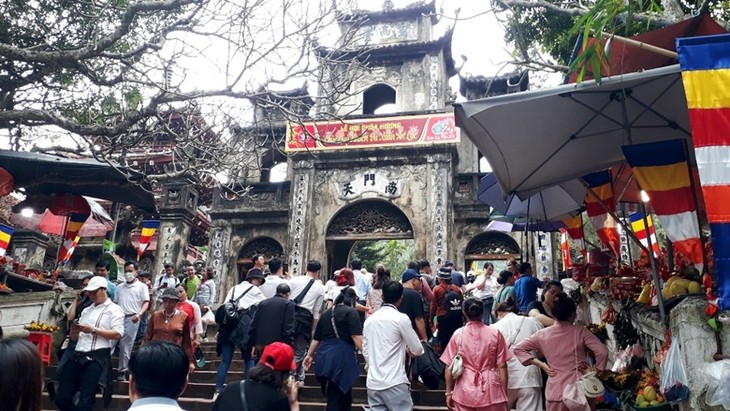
[505,8,576,66]
[350,239,416,279]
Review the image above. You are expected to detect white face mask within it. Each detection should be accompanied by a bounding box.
[124,272,136,282]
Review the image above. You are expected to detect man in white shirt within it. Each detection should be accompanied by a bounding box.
[258,257,288,299]
[213,269,266,397]
[363,281,424,410]
[115,261,150,381]
[128,341,189,411]
[54,276,124,411]
[288,259,326,384]
[465,262,497,324]
[154,263,180,309]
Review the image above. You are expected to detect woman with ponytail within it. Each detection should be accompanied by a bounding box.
[440,298,511,411]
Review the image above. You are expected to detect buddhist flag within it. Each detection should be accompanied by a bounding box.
[629,212,661,258]
[0,224,13,257]
[137,220,160,260]
[560,229,572,270]
[57,213,87,266]
[677,33,730,309]
[562,214,586,256]
[622,140,703,268]
[583,171,620,256]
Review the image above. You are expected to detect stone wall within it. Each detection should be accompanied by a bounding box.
[0,291,74,338]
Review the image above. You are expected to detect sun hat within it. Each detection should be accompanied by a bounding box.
[246,268,266,284]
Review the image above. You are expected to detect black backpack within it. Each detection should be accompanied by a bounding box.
[443,285,463,321]
[215,284,254,328]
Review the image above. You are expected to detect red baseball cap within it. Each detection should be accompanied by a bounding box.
[260,342,296,372]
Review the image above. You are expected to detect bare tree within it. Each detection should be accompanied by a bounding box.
[0,0,368,187]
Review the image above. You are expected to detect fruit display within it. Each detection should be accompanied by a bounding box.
[661,276,703,300]
[587,322,609,343]
[612,303,640,349]
[24,321,60,333]
[597,370,638,391]
[629,370,672,410]
[0,282,13,293]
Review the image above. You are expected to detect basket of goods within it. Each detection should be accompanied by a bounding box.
[610,277,643,300]
[0,282,13,294]
[24,321,61,333]
[629,370,671,410]
[597,370,638,393]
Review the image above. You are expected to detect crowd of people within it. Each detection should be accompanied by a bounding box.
[0,254,610,411]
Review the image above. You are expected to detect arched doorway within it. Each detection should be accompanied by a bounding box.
[237,236,284,282]
[465,231,521,274]
[325,200,413,278]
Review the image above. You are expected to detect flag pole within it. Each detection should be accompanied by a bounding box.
[639,200,667,324]
[681,139,710,270]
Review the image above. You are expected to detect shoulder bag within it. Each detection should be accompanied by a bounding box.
[562,327,604,411]
[449,331,464,379]
[238,380,249,411]
[293,279,316,337]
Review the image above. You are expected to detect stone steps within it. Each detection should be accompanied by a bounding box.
[42,341,448,410]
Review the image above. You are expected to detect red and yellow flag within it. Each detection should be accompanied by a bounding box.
[137,220,160,260]
[583,171,620,256]
[57,213,87,267]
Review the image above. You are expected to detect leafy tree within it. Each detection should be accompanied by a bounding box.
[350,239,416,279]
[0,0,364,184]
[489,0,730,76]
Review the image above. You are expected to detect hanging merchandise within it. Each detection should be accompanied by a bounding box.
[659,340,690,402]
[612,303,640,349]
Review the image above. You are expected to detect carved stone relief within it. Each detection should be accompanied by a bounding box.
[208,226,231,278]
[465,232,521,255]
[430,167,446,262]
[239,237,284,259]
[429,56,440,110]
[326,201,413,237]
[288,173,310,276]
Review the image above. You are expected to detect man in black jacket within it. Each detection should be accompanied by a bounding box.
[249,283,296,358]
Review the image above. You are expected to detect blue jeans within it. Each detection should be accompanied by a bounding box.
[482,297,495,325]
[135,312,148,342]
[215,342,255,390]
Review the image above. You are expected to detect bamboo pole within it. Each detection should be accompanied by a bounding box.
[600,32,678,59]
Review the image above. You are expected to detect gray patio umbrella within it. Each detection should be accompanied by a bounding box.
[454,64,692,199]
[478,173,585,221]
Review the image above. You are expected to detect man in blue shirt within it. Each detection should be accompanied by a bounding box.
[514,263,543,314]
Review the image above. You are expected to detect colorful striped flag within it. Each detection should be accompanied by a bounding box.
[560,229,572,270]
[677,33,730,310]
[583,171,621,256]
[137,220,160,260]
[562,214,586,256]
[0,224,14,257]
[56,213,87,267]
[629,212,661,258]
[622,139,703,268]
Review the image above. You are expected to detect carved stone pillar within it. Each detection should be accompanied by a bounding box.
[427,153,453,265]
[151,177,199,279]
[287,160,314,277]
[9,229,49,270]
[207,223,232,304]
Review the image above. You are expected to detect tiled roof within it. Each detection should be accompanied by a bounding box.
[337,1,437,24]
[459,70,530,99]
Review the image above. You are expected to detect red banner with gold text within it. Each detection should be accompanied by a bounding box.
[285,113,459,152]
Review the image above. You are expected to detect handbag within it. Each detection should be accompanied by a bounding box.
[449,332,464,379]
[562,328,604,411]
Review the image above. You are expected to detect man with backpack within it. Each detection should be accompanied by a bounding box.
[288,260,326,386]
[429,266,464,351]
[213,269,266,400]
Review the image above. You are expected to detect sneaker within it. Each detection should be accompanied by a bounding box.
[212,389,221,402]
[117,371,127,382]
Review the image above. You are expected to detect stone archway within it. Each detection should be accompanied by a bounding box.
[237,236,284,281]
[325,200,414,277]
[465,231,521,273]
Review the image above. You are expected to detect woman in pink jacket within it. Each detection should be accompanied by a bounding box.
[513,292,608,411]
[440,298,511,411]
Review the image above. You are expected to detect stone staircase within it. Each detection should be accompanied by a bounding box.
[43,341,449,410]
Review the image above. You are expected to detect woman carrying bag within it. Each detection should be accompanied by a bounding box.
[513,292,608,411]
[303,287,363,411]
[440,298,511,411]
